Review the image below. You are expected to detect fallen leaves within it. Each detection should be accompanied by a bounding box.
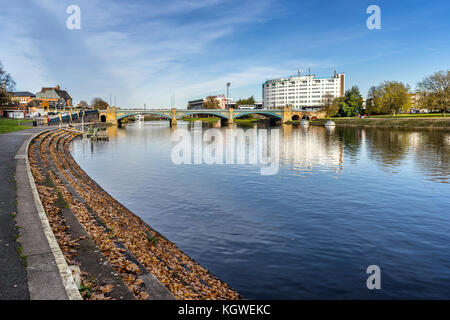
[100,284,114,294]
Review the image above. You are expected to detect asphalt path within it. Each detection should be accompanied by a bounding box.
[0,128,44,299]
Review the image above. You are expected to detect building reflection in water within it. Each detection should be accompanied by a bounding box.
[281,124,344,175]
[89,121,449,183]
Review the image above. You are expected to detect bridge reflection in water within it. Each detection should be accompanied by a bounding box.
[101,121,344,176]
[99,121,450,182]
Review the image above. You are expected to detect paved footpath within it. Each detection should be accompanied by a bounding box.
[0,129,44,299]
[0,127,75,300]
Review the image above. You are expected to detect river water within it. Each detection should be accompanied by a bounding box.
[71,121,450,299]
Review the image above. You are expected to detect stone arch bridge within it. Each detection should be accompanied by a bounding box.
[99,106,326,126]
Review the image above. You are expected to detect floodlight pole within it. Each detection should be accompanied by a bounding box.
[226,82,231,109]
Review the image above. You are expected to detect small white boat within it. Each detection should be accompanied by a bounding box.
[300,119,309,126]
[135,114,145,121]
[324,120,336,127]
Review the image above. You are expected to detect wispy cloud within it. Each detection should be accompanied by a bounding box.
[2,0,447,105]
[1,0,279,106]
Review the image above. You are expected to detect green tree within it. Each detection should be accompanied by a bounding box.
[346,86,364,115]
[203,96,220,109]
[91,97,109,110]
[339,100,353,117]
[417,70,450,116]
[0,61,16,106]
[381,81,411,115]
[365,81,410,115]
[235,96,256,107]
[337,86,363,117]
[366,86,384,115]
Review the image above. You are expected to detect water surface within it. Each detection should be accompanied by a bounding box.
[71,122,450,299]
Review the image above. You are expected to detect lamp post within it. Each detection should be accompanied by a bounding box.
[226,82,231,109]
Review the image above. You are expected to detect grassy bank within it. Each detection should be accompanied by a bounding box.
[0,118,33,134]
[310,117,450,129]
[369,113,449,118]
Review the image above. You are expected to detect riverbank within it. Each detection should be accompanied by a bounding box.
[309,117,450,129]
[28,129,241,300]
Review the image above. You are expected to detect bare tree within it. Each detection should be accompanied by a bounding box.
[417,70,450,116]
[320,93,338,117]
[76,100,90,109]
[0,61,16,106]
[91,97,109,110]
[202,96,220,109]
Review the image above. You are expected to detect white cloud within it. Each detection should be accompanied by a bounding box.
[74,0,278,106]
[0,0,325,106]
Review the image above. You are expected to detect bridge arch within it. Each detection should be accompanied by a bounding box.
[117,112,173,120]
[233,111,282,120]
[180,111,229,120]
[291,115,300,121]
[100,115,106,122]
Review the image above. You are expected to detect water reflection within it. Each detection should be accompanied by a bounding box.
[281,125,343,174]
[361,128,449,182]
[94,121,450,183]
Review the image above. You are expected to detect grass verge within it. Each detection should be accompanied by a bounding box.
[369,113,449,118]
[0,118,33,134]
[310,117,450,128]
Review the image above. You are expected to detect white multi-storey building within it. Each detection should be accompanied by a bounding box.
[262,71,345,111]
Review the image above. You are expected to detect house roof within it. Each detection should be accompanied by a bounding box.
[55,89,72,101]
[36,87,72,101]
[12,91,36,97]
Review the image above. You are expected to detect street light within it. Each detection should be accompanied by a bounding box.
[226,82,231,109]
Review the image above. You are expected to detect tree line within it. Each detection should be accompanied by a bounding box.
[321,70,449,117]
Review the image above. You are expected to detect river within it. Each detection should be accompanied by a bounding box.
[71,121,450,299]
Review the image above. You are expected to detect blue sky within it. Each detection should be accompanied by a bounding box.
[0,0,449,108]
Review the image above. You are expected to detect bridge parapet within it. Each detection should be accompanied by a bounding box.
[99,107,118,125]
[98,107,326,125]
